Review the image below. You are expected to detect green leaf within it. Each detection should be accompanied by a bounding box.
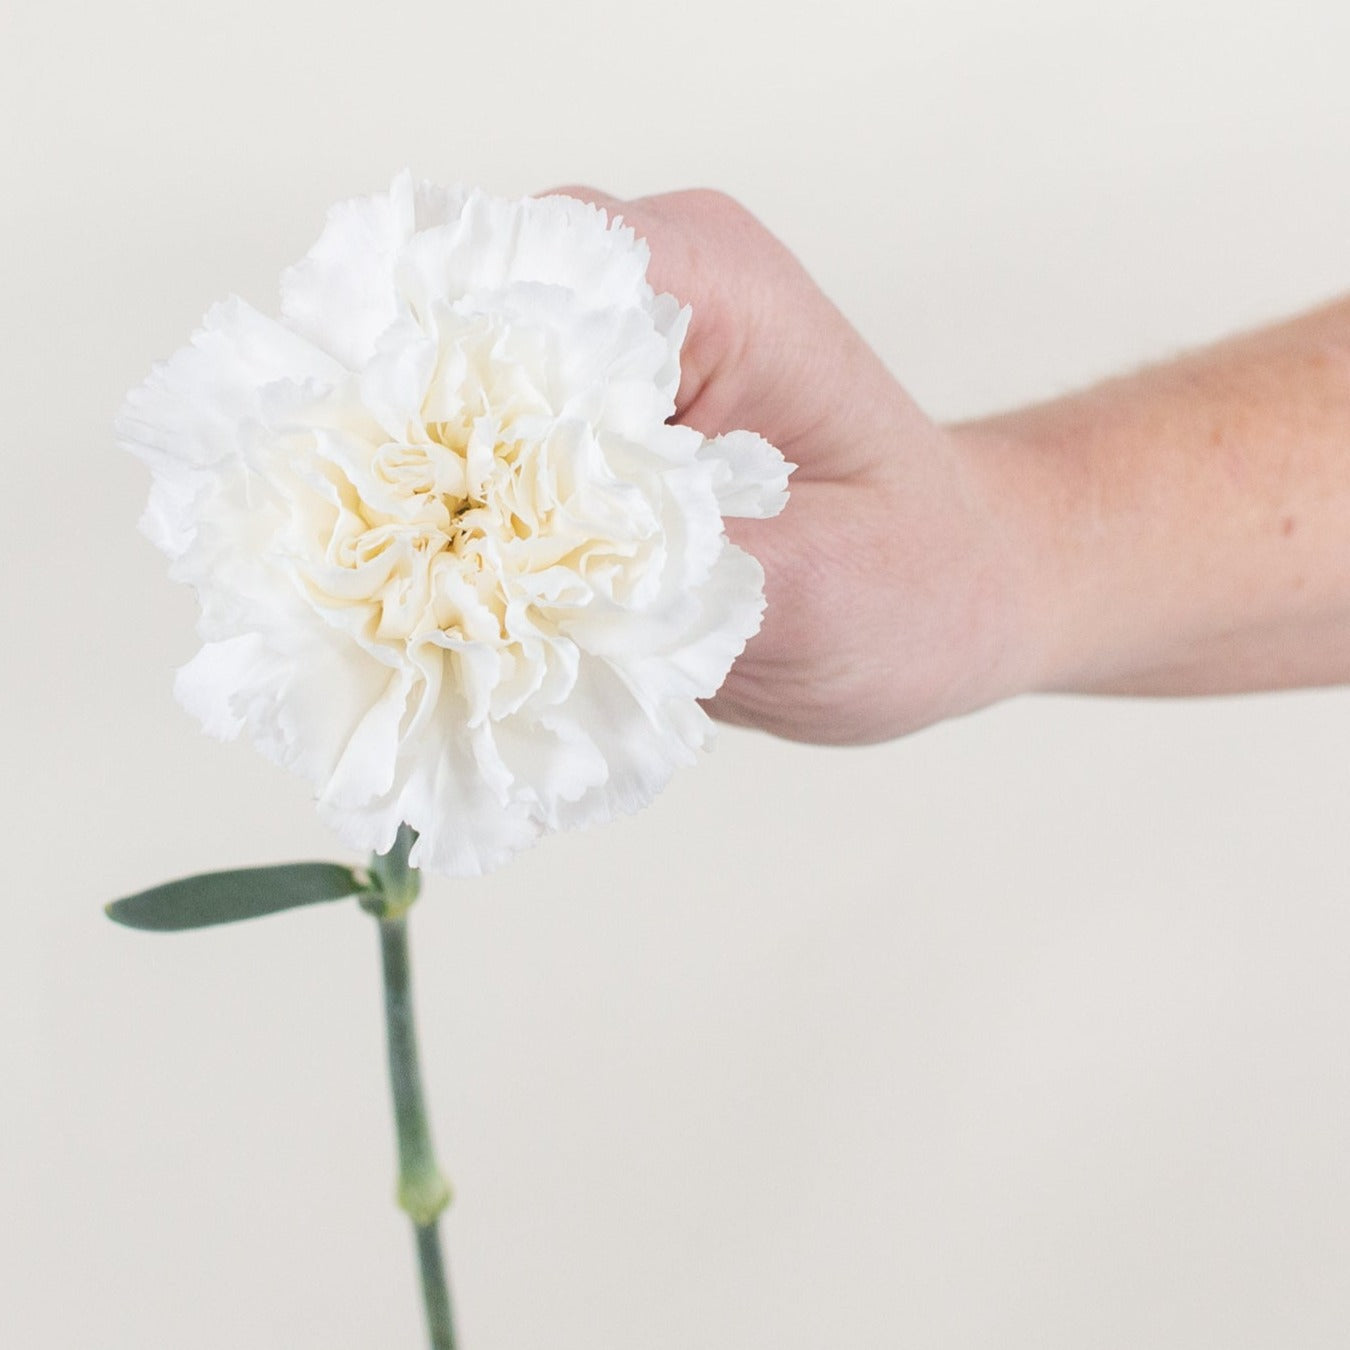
[106,863,370,932]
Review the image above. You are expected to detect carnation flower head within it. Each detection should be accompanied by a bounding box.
[118,173,789,876]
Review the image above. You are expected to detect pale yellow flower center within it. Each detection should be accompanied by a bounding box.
[306,384,584,654]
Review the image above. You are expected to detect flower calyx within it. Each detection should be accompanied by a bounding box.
[360,823,423,919]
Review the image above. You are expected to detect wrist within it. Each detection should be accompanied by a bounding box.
[941,417,1082,706]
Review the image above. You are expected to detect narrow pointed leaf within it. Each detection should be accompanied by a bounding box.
[106,863,369,932]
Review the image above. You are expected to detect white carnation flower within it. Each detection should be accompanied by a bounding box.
[118,173,790,876]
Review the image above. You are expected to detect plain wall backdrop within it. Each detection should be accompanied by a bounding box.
[4,1,1350,1346]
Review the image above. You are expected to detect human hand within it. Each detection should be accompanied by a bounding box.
[546,187,1038,743]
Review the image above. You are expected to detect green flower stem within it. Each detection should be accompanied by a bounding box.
[377,911,457,1349]
[416,1222,456,1345]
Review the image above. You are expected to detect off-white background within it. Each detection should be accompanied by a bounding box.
[4,1,1350,1346]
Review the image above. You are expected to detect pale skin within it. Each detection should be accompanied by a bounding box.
[550,186,1350,745]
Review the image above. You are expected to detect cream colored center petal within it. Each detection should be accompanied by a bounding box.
[296,412,649,696]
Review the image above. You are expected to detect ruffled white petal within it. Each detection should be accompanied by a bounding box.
[396,191,654,319]
[280,171,471,370]
[698,428,793,519]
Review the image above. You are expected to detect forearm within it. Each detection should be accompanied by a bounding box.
[965,297,1350,698]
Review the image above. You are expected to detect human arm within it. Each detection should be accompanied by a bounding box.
[966,299,1350,699]
[550,187,1350,743]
